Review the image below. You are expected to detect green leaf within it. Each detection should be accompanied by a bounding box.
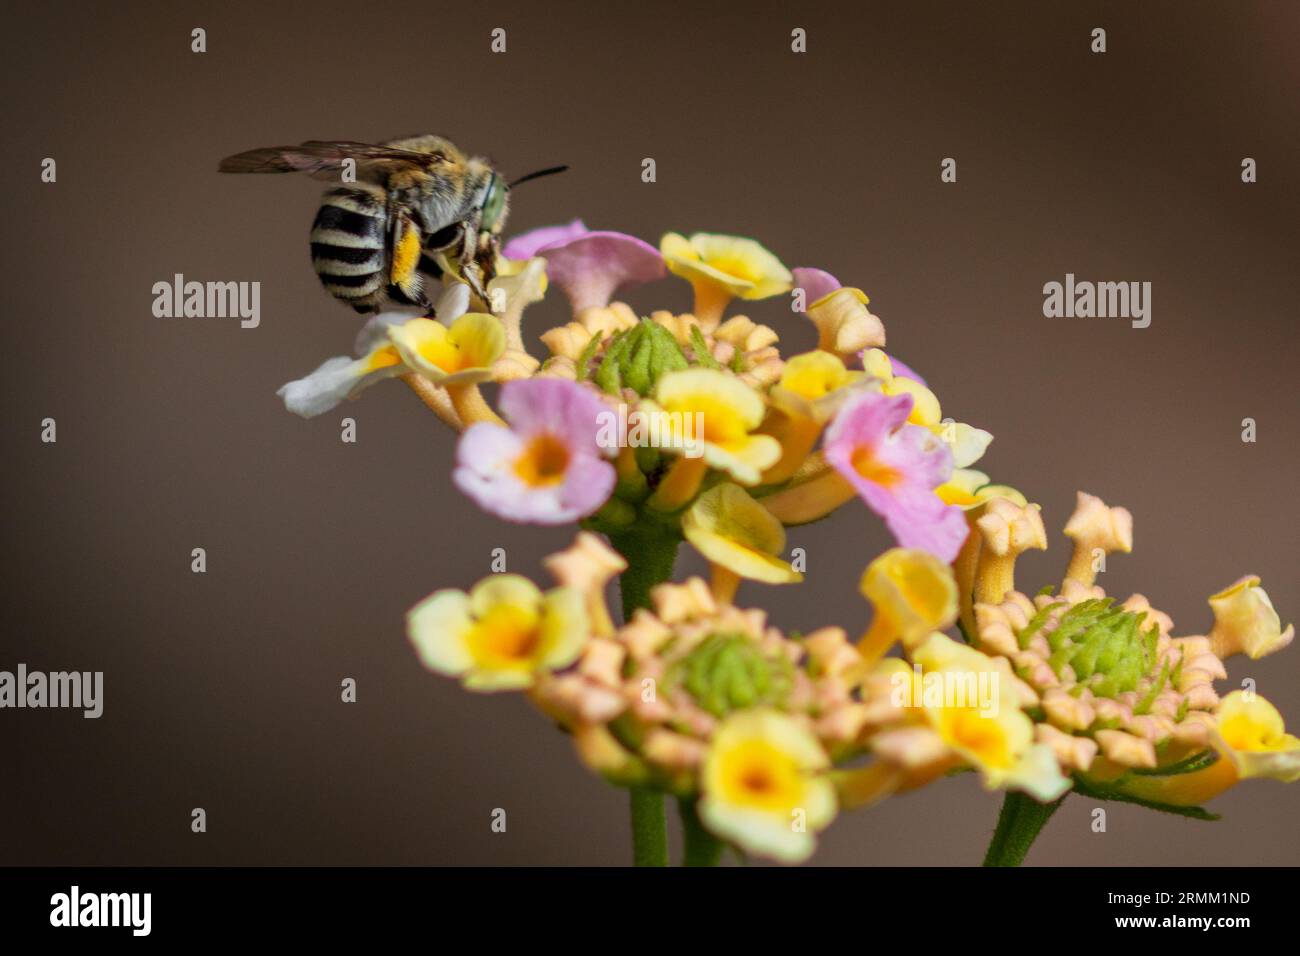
[1129,749,1219,777]
[1071,775,1220,820]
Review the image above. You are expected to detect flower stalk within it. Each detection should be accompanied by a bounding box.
[982,792,1066,867]
[446,383,505,427]
[630,788,669,868]
[401,373,461,429]
[679,797,726,867]
[609,521,680,866]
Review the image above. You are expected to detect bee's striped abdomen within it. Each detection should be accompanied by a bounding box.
[309,187,387,311]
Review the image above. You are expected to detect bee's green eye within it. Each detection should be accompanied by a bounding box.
[481,174,507,231]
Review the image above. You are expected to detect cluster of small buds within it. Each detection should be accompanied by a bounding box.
[975,587,1223,773]
[533,566,865,791]
[406,493,1296,861]
[961,491,1297,803]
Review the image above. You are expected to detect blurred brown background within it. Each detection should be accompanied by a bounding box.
[1,0,1296,865]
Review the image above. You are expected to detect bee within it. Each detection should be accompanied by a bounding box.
[218,135,565,315]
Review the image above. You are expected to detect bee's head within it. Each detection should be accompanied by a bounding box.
[480,172,509,234]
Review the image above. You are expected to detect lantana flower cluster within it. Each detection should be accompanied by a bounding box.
[274,222,1296,863]
[280,224,990,567]
[844,494,1297,822]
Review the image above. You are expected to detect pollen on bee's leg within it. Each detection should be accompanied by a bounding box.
[390,218,424,289]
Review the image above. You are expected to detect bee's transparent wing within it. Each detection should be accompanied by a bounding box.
[218,140,449,181]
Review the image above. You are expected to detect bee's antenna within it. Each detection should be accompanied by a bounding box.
[508,165,569,188]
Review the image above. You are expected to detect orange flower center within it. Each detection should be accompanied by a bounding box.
[514,434,571,487]
[851,445,901,488]
[741,766,776,794]
[470,605,543,666]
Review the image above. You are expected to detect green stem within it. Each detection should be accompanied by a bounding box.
[609,522,681,868]
[982,791,1065,866]
[609,523,681,618]
[678,797,724,867]
[630,788,669,867]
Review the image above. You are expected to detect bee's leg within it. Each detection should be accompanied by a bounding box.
[460,261,491,313]
[460,233,502,315]
[386,213,433,313]
[415,253,444,317]
[477,233,502,286]
[411,288,434,315]
[457,220,495,313]
[382,282,432,315]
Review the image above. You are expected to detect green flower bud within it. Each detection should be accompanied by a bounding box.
[594,320,689,397]
[1029,600,1159,696]
[673,633,793,718]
